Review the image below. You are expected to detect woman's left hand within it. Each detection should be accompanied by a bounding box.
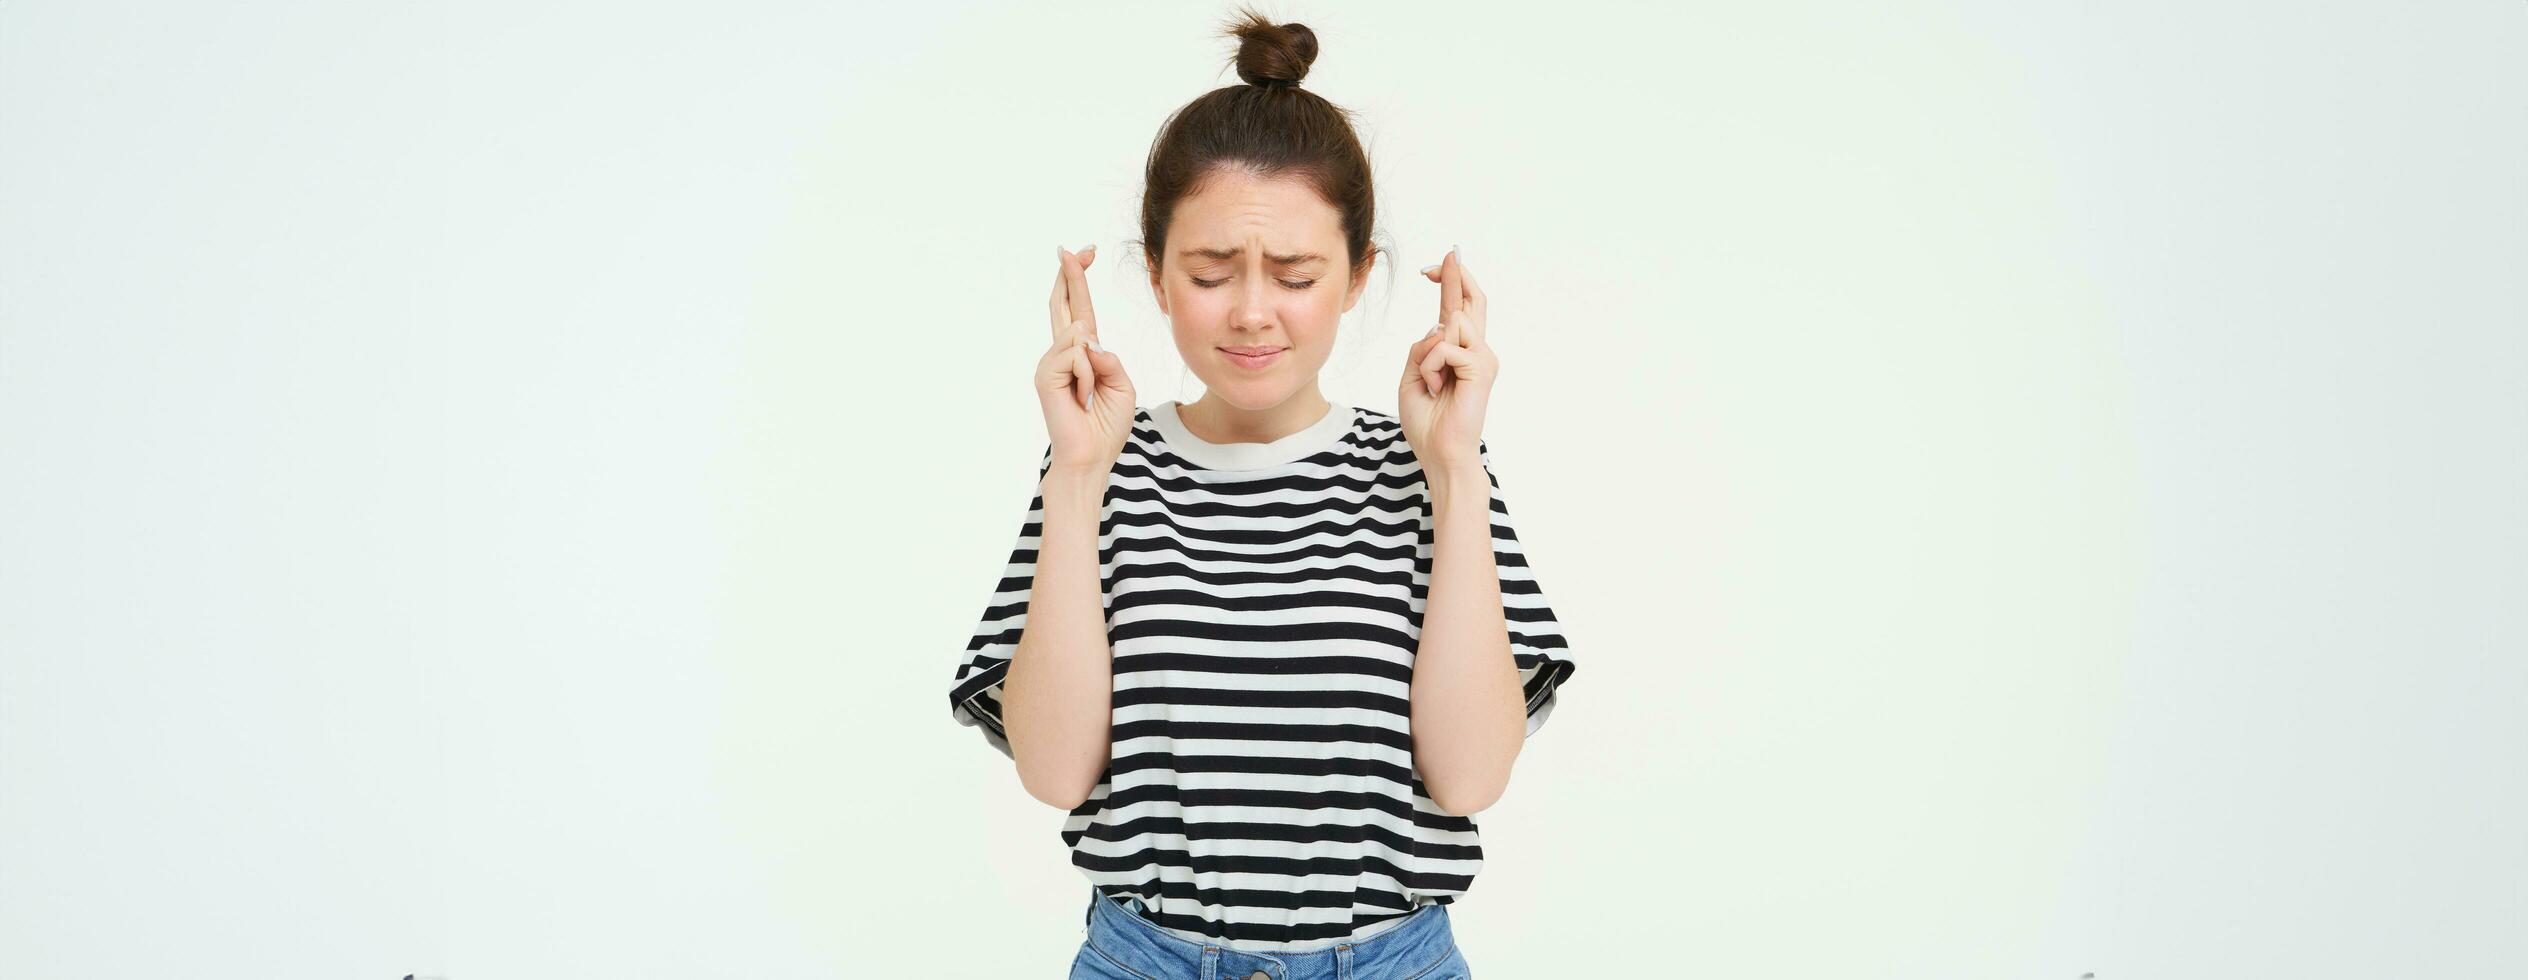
[1398,247,1495,480]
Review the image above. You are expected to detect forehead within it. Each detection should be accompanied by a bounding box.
[1168,169,1344,254]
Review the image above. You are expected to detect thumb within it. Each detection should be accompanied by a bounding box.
[1086,343,1132,390]
[1067,342,1095,412]
[1400,326,1443,390]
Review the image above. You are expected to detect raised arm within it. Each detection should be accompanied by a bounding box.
[1003,244,1136,809]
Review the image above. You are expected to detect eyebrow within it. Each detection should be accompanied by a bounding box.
[1179,246,1328,265]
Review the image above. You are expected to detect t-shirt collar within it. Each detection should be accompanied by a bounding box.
[1149,398,1356,472]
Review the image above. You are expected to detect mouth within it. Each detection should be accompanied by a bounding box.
[1219,346,1287,370]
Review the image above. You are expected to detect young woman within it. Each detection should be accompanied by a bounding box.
[950,10,1577,979]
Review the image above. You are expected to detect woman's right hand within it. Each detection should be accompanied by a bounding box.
[1037,245,1136,474]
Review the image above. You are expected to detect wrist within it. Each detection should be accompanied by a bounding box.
[1425,463,1490,508]
[1042,464,1111,504]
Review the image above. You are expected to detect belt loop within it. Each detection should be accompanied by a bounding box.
[1335,942,1355,979]
[1201,944,1219,980]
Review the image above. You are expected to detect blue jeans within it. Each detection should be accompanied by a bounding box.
[1068,886,1473,980]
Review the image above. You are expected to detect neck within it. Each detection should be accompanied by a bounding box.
[1178,386,1333,445]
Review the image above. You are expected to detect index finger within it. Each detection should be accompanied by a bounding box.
[1049,258,1072,343]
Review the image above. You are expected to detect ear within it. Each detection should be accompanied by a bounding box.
[1339,258,1371,314]
[1148,258,1170,316]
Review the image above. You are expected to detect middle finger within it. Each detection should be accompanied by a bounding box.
[1456,264,1486,345]
[1049,258,1072,343]
[1059,247,1099,342]
[1437,247,1464,324]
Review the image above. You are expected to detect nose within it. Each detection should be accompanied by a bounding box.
[1228,266,1274,333]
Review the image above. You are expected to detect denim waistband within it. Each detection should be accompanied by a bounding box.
[1077,886,1460,980]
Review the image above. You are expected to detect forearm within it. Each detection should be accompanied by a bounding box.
[1409,464,1526,817]
[1002,464,1116,809]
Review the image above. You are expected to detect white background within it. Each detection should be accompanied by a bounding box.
[3,2,2521,977]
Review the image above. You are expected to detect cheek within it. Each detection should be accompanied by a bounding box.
[1285,289,1344,335]
[1169,287,1274,330]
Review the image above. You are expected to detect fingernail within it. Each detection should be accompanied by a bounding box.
[1087,340,1105,353]
[1450,244,1459,257]
[1079,244,1096,253]
[1425,381,1437,398]
[1419,264,1438,276]
[1427,323,1441,336]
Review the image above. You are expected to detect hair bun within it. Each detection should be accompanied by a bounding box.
[1225,9,1317,88]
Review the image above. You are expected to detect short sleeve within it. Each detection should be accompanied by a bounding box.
[947,444,1057,760]
[1478,439,1578,738]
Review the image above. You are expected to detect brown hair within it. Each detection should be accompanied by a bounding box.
[1139,7,1382,283]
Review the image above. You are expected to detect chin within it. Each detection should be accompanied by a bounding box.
[1201,380,1294,410]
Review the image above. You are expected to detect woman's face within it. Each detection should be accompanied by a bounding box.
[1148,169,1366,410]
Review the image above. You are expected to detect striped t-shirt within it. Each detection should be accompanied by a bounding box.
[948,398,1577,951]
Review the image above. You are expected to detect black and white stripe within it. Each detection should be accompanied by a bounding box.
[949,403,1576,951]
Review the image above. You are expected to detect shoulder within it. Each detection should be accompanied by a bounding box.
[1350,405,1403,441]
[1347,407,1411,465]
[1347,407,1496,466]
[1033,406,1159,462]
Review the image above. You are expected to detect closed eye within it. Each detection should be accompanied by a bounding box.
[1189,277,1317,290]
